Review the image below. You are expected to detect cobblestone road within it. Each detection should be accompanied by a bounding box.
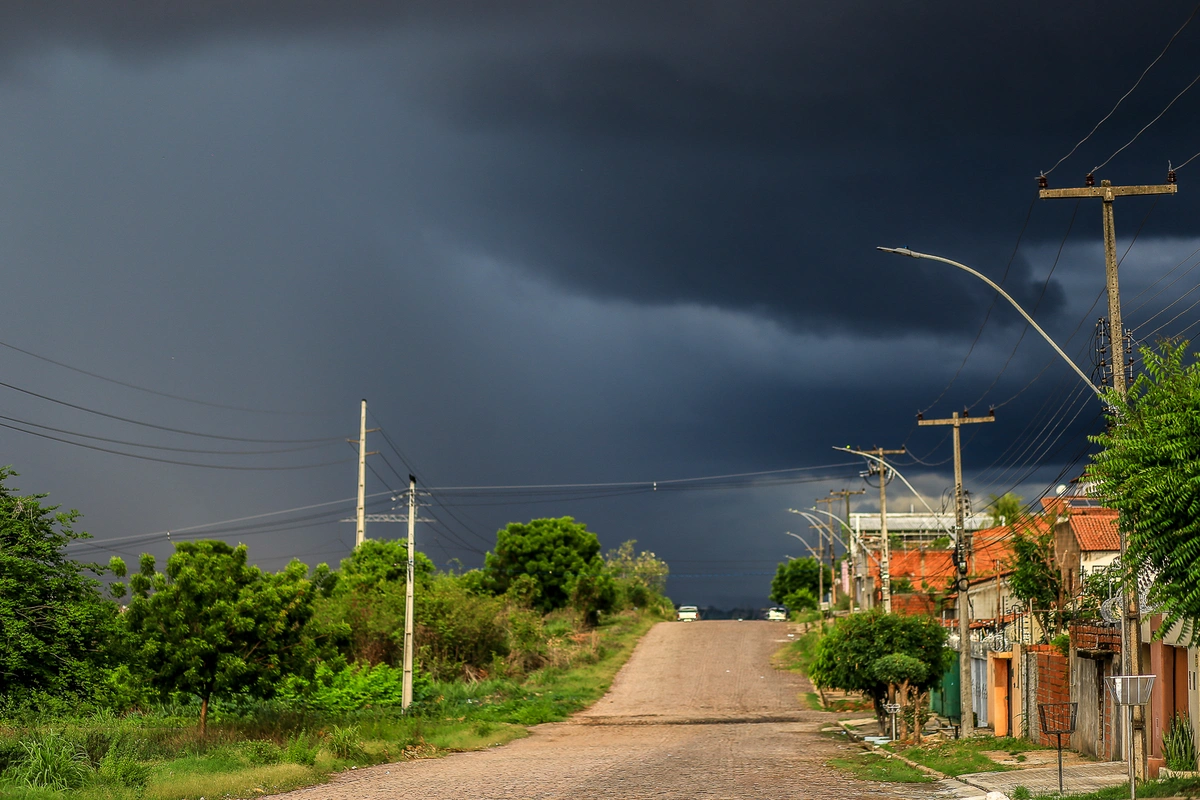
[271,621,942,799]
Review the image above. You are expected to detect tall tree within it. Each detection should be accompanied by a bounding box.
[769,557,830,606]
[1005,524,1064,637]
[484,517,604,613]
[0,468,122,700]
[1088,339,1200,641]
[125,541,326,733]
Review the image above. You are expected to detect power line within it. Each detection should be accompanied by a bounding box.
[0,337,321,416]
[1041,1,1200,176]
[0,418,354,471]
[0,377,342,444]
[1093,70,1200,174]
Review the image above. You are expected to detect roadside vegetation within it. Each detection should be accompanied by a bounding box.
[826,750,931,784]
[887,737,1045,777]
[0,477,671,799]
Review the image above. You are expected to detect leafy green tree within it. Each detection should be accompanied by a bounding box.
[769,557,831,606]
[1006,525,1064,637]
[782,588,817,611]
[988,492,1024,528]
[605,540,669,594]
[484,517,604,612]
[872,652,928,739]
[1087,340,1200,641]
[125,541,325,733]
[0,468,124,701]
[809,609,951,729]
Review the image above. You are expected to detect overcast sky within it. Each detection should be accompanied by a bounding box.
[4,2,1200,607]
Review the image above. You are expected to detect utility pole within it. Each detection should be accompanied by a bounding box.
[816,496,839,607]
[349,399,380,548]
[355,400,367,547]
[403,474,417,710]
[1039,173,1177,774]
[862,447,906,613]
[918,409,993,737]
[829,489,865,609]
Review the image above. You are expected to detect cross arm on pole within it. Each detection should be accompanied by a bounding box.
[1038,184,1176,200]
[917,415,995,427]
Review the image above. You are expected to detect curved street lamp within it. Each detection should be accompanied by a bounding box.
[876,247,1103,401]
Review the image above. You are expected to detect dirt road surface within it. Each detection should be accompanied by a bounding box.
[271,621,941,799]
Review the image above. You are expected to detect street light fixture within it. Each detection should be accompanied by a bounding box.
[876,247,1103,401]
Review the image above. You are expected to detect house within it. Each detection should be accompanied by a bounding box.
[1052,506,1120,597]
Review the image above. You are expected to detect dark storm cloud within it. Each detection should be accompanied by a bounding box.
[7,1,1198,340]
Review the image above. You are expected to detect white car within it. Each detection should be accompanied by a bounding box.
[766,607,787,622]
[676,605,700,622]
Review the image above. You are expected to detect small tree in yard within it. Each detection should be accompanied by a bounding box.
[1088,340,1200,642]
[125,540,326,734]
[809,609,951,732]
[872,653,927,741]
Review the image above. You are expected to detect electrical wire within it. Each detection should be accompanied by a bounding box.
[0,337,321,416]
[1042,1,1200,177]
[1093,70,1200,174]
[0,411,337,455]
[969,200,1080,409]
[0,378,343,443]
[0,417,355,471]
[917,198,1038,417]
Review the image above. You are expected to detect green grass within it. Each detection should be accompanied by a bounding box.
[773,627,824,677]
[1048,775,1200,798]
[0,609,663,800]
[827,750,933,783]
[890,736,1048,777]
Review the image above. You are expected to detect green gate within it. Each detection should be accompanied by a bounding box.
[930,659,961,722]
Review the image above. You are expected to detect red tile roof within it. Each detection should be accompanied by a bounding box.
[1069,509,1119,552]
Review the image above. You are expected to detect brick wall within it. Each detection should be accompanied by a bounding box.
[890,592,939,616]
[1071,622,1121,652]
[1031,644,1072,747]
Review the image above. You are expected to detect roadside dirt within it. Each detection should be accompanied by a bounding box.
[270,621,940,799]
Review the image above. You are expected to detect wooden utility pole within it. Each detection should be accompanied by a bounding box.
[1039,174,1177,774]
[830,489,865,609]
[918,409,993,737]
[861,447,906,613]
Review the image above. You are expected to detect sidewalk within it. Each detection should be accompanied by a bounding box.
[956,761,1127,795]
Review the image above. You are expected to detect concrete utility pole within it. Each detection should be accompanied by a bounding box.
[816,496,836,607]
[829,489,865,608]
[862,447,906,613]
[403,474,417,710]
[1039,174,1177,775]
[350,399,381,548]
[917,409,994,737]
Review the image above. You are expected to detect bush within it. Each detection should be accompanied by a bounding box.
[239,738,283,765]
[278,661,430,713]
[324,725,366,760]
[10,732,92,790]
[1164,713,1197,771]
[97,737,149,789]
[284,733,320,766]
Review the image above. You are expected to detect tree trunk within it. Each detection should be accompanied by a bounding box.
[200,694,209,736]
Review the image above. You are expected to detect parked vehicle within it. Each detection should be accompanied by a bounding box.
[676,605,700,622]
[766,607,787,622]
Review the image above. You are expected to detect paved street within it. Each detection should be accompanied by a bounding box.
[271,620,939,799]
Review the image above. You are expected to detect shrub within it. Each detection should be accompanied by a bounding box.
[1164,713,1197,771]
[284,733,320,766]
[97,737,150,789]
[239,738,283,765]
[10,732,92,790]
[324,725,366,760]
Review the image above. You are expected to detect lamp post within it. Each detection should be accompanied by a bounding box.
[802,505,856,611]
[876,247,1103,400]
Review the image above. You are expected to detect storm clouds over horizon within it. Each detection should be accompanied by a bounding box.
[2,2,1199,606]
